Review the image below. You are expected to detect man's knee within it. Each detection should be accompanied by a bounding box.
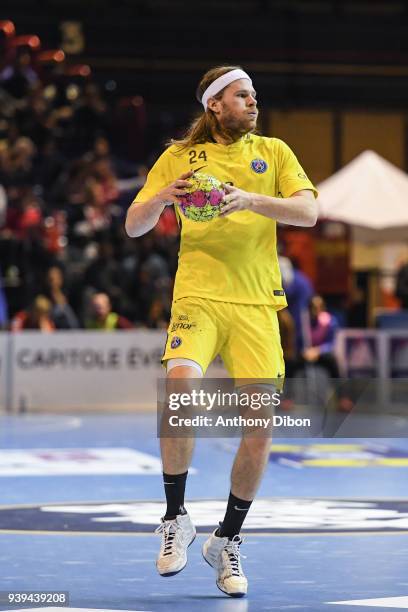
[166,358,204,378]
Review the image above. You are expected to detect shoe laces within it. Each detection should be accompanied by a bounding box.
[155,519,180,556]
[224,535,246,577]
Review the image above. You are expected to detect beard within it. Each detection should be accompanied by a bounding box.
[217,104,257,142]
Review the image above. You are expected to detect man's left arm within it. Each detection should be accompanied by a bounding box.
[220,187,318,227]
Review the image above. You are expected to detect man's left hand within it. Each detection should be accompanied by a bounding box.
[220,183,253,216]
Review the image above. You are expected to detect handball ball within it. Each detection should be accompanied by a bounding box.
[178,172,225,222]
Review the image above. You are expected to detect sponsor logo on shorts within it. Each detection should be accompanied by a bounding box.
[250,158,268,174]
[171,336,182,349]
[170,322,196,332]
[273,289,285,296]
[298,172,308,179]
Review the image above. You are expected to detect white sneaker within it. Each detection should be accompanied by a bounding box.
[155,512,196,576]
[202,529,248,597]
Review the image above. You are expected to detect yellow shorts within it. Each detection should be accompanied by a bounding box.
[162,297,285,380]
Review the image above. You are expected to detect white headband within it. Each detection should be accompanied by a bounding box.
[201,69,252,110]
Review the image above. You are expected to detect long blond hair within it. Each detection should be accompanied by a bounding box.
[169,65,244,151]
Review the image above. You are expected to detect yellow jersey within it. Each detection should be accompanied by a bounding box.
[134,134,317,308]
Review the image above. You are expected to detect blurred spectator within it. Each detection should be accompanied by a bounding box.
[62,176,112,246]
[136,241,172,322]
[279,256,314,353]
[42,210,67,255]
[11,294,55,331]
[85,292,133,330]
[286,295,353,412]
[35,137,66,195]
[304,296,339,363]
[0,50,39,99]
[93,136,110,158]
[147,296,170,329]
[396,259,408,309]
[52,157,90,208]
[43,266,79,329]
[93,136,140,180]
[73,83,109,153]
[0,134,37,187]
[15,83,53,150]
[83,240,125,302]
[91,154,119,205]
[82,177,112,231]
[4,186,42,239]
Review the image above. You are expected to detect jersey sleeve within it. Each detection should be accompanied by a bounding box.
[275,139,318,198]
[132,148,173,204]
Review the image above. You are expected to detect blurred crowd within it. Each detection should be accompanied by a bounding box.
[2,44,408,391]
[0,48,179,331]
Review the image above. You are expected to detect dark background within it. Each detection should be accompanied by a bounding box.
[2,0,408,108]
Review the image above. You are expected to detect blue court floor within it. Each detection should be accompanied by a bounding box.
[0,413,407,611]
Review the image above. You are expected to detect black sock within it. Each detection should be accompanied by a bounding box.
[217,492,253,539]
[163,471,188,519]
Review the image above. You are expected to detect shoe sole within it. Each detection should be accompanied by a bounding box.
[202,549,247,598]
[158,532,196,577]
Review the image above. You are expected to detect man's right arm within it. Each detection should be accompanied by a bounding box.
[125,196,167,238]
[125,171,193,238]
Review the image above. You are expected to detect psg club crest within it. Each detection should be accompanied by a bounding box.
[171,336,182,349]
[251,159,268,174]
[250,158,268,174]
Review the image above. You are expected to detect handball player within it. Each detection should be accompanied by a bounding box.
[126,65,318,597]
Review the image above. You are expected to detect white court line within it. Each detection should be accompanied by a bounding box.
[328,596,408,608]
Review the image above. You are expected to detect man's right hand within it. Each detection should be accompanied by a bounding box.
[155,171,194,206]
